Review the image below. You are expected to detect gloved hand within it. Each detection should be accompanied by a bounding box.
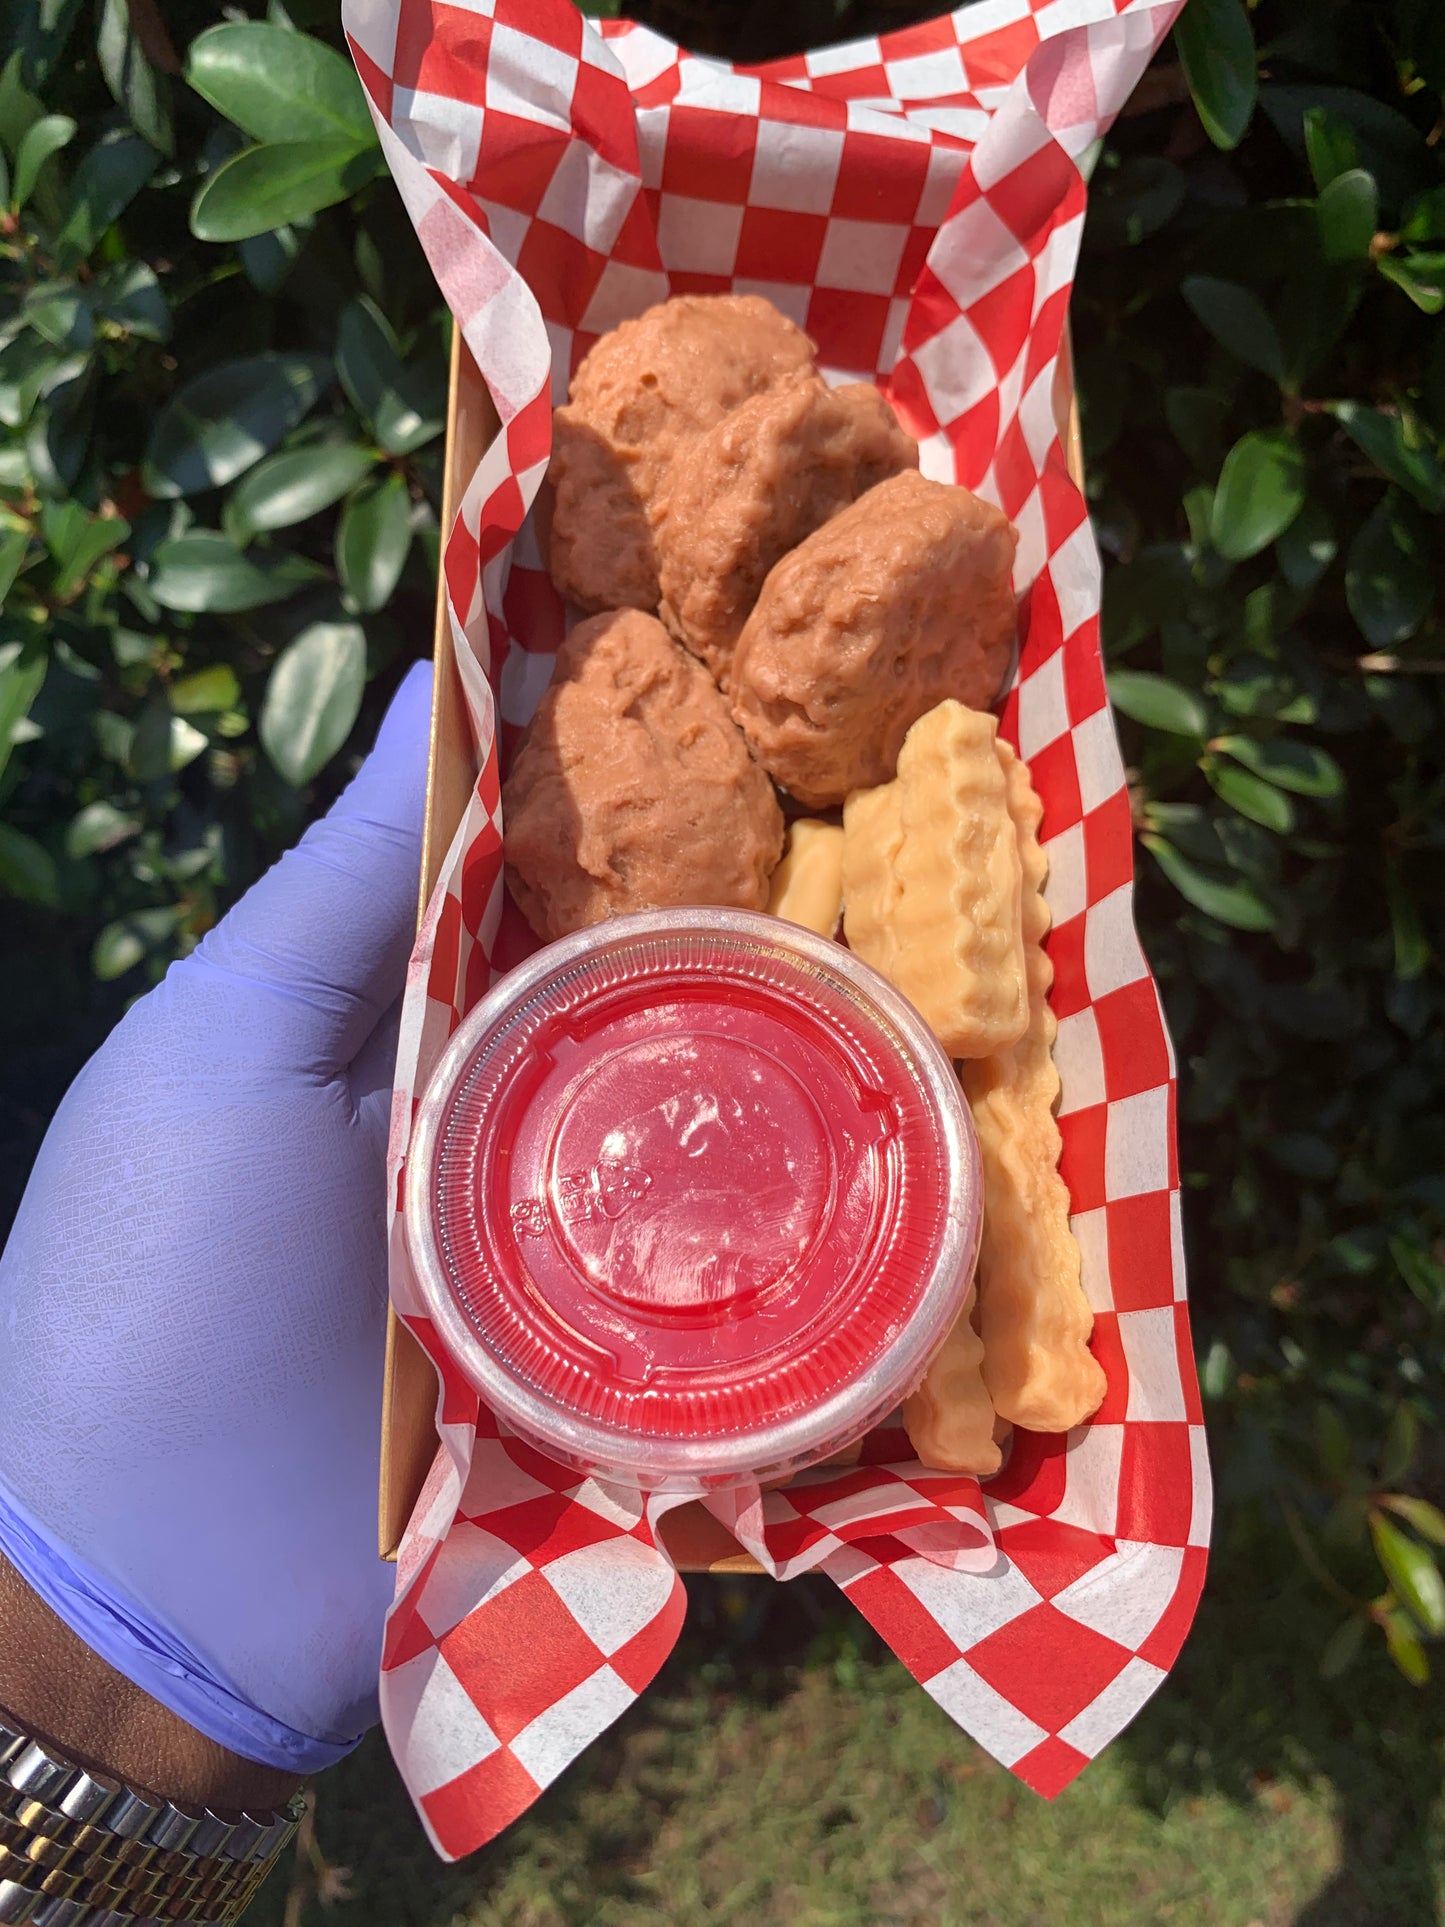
[0,659,433,1774]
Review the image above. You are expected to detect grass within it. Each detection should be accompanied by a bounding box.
[249,1527,1445,1927]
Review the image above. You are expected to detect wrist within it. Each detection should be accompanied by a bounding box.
[0,1555,300,1815]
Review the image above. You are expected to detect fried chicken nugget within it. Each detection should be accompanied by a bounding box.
[841,701,1029,1059]
[547,295,817,614]
[766,819,845,937]
[503,609,784,941]
[658,377,917,684]
[960,743,1106,1435]
[729,470,1017,808]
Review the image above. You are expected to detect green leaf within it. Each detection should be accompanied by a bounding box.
[1386,865,1429,980]
[1380,1496,1445,1549]
[1380,1404,1420,1488]
[92,905,184,980]
[1390,1235,1445,1313]
[169,663,241,715]
[65,799,140,858]
[1174,0,1256,150]
[1182,276,1285,382]
[40,501,129,600]
[239,221,308,295]
[0,527,28,602]
[96,0,173,154]
[1315,168,1378,265]
[1346,496,1432,648]
[1262,85,1427,209]
[190,138,382,243]
[1205,760,1296,833]
[1314,1402,1354,1482]
[90,259,169,342]
[1141,834,1276,931]
[1378,250,1445,315]
[1303,107,1359,191]
[0,822,57,906]
[1319,1614,1366,1680]
[1275,497,1336,591]
[1328,401,1445,511]
[1107,668,1209,737]
[185,23,375,147]
[143,352,330,499]
[12,112,74,209]
[1400,183,1445,244]
[335,297,445,456]
[1370,1512,1445,1636]
[147,530,326,613]
[1209,430,1307,561]
[0,51,46,158]
[335,470,412,612]
[1214,735,1344,798]
[225,442,375,542]
[259,618,366,784]
[0,645,46,784]
[126,695,205,778]
[1382,1607,1430,1686]
[1164,386,1229,478]
[54,129,155,268]
[22,279,91,350]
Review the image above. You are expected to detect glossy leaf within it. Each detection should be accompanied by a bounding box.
[169,664,241,714]
[335,470,411,612]
[335,297,445,456]
[143,353,330,499]
[1214,736,1344,798]
[190,138,382,243]
[1315,168,1378,264]
[95,0,172,154]
[1141,834,1276,931]
[91,260,170,342]
[40,501,129,600]
[92,905,184,980]
[1346,496,1432,647]
[1174,0,1256,151]
[0,646,46,784]
[12,113,74,209]
[1275,497,1336,591]
[1382,1608,1429,1686]
[65,799,140,858]
[1378,251,1445,315]
[0,527,28,603]
[1181,276,1285,382]
[225,442,375,541]
[1380,1496,1445,1549]
[1400,183,1445,244]
[1210,431,1307,560]
[1303,106,1360,190]
[185,23,374,147]
[1329,401,1445,512]
[1370,1513,1445,1635]
[147,530,326,613]
[0,823,58,906]
[1205,760,1296,833]
[259,618,366,785]
[1380,1404,1420,1488]
[54,129,155,267]
[1107,668,1209,737]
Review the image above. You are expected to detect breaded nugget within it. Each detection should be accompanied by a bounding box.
[658,378,917,683]
[766,819,845,937]
[503,609,784,941]
[729,470,1017,808]
[547,295,817,614]
[903,1299,1001,1476]
[841,701,1029,1059]
[961,743,1106,1434]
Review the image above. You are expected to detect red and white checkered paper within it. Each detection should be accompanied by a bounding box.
[341,0,1210,1858]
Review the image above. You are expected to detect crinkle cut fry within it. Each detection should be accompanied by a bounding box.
[903,1296,1001,1475]
[767,820,845,937]
[842,701,1028,1059]
[961,742,1106,1435]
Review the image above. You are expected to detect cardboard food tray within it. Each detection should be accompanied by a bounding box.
[379,326,1089,1571]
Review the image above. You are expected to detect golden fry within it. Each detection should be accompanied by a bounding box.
[960,743,1105,1434]
[903,1298,1001,1475]
[841,701,1028,1058]
[767,819,845,937]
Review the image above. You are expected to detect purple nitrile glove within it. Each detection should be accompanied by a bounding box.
[0,660,433,1773]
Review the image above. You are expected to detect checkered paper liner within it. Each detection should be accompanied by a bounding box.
[341,0,1210,1858]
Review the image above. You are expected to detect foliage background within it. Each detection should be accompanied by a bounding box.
[2,0,1444,1919]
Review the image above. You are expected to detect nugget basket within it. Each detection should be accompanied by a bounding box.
[341,0,1210,1858]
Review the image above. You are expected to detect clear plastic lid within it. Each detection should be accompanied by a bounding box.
[405,908,981,1491]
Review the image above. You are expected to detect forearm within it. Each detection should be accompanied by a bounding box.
[0,1552,300,1813]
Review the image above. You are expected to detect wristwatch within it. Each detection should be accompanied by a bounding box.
[0,1722,303,1925]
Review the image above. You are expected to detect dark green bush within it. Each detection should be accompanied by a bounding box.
[1,0,1442,1694]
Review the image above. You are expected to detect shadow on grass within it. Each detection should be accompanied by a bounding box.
[251,1522,1442,1927]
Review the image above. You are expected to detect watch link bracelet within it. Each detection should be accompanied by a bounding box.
[0,1722,303,1926]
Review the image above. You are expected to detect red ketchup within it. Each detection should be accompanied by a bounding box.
[406,909,981,1491]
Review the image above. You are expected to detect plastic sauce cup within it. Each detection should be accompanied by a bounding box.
[405,908,981,1492]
